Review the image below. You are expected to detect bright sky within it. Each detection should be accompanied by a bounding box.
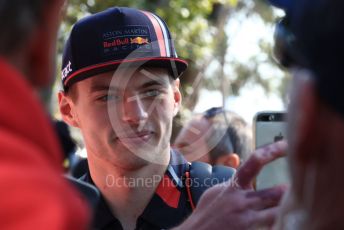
[194,10,286,124]
[194,87,285,125]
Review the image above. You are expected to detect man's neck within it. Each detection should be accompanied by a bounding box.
[88,150,170,230]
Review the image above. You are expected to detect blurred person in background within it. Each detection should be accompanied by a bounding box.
[0,0,89,229]
[54,120,77,170]
[174,107,252,168]
[54,120,90,177]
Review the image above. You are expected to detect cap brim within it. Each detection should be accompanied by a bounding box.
[64,57,188,89]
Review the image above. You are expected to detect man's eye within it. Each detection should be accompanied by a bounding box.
[143,89,161,97]
[99,94,119,101]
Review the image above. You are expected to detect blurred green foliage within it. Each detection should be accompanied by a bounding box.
[60,0,230,65]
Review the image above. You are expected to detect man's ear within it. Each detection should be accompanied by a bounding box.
[289,69,319,163]
[216,154,240,168]
[173,79,182,116]
[58,91,80,128]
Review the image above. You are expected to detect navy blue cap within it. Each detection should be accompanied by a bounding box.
[61,7,188,89]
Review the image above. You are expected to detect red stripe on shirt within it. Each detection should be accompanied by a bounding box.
[155,174,181,208]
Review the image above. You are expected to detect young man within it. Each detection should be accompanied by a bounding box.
[59,6,286,230]
[59,7,192,230]
[0,0,89,229]
[174,107,252,167]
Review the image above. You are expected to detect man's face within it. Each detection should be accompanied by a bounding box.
[60,67,181,170]
[174,117,211,163]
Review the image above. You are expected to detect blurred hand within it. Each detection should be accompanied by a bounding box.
[175,141,288,230]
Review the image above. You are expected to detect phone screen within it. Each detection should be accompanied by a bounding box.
[254,112,290,190]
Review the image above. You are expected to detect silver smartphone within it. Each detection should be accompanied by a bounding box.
[253,111,290,190]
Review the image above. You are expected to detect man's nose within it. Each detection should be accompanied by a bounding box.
[122,94,148,125]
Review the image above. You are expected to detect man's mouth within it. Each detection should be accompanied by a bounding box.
[116,131,154,145]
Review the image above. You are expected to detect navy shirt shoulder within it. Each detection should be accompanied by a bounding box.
[80,150,192,230]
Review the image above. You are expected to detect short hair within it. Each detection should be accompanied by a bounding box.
[204,109,252,162]
[64,83,79,102]
[0,1,51,55]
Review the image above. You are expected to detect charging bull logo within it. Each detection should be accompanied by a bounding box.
[130,37,149,45]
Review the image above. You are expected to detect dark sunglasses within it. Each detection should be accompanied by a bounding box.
[273,15,309,69]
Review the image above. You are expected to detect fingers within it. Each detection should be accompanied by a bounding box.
[245,185,287,210]
[196,183,227,209]
[233,141,287,189]
[185,183,287,230]
[248,206,280,229]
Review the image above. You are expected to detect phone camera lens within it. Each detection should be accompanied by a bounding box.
[269,115,275,121]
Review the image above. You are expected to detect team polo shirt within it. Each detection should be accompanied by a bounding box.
[80,150,192,230]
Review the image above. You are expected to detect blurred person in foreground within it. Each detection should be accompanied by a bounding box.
[177,0,344,229]
[0,1,89,229]
[270,0,344,228]
[174,107,252,168]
